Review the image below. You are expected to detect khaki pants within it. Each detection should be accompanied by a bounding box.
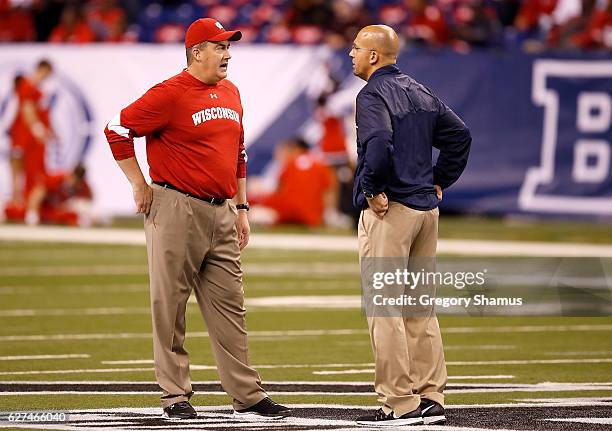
[358,202,447,416]
[144,184,266,409]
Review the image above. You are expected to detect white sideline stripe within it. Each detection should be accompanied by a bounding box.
[2,324,611,342]
[0,265,149,277]
[0,378,514,385]
[0,329,368,341]
[2,385,612,395]
[0,402,608,431]
[313,369,371,375]
[0,354,89,361]
[26,399,612,412]
[0,307,151,317]
[517,396,612,403]
[3,359,611,376]
[0,264,363,277]
[0,364,382,375]
[447,359,612,365]
[445,345,516,350]
[313,370,517,377]
[1,381,610,392]
[0,409,511,431]
[0,284,149,295]
[443,324,612,333]
[0,391,378,396]
[546,417,612,425]
[2,225,612,257]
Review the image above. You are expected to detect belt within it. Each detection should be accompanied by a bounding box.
[152,181,226,205]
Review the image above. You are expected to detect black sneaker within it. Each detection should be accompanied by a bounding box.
[356,407,424,426]
[233,397,292,420]
[420,399,446,425]
[162,401,197,420]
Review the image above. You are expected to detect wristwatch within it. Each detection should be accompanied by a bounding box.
[236,202,250,211]
[363,191,377,199]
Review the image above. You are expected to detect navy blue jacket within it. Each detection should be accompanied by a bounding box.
[353,64,471,210]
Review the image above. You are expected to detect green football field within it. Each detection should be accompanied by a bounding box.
[0,236,610,416]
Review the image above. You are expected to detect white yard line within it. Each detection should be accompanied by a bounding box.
[442,324,612,333]
[0,284,148,295]
[0,265,148,276]
[446,359,612,365]
[4,358,611,376]
[0,354,89,361]
[2,225,612,257]
[545,418,612,424]
[1,384,612,395]
[0,329,368,341]
[2,402,611,431]
[2,386,612,395]
[1,324,610,342]
[0,308,151,317]
[0,375,512,386]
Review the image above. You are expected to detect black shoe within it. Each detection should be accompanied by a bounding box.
[356,407,424,426]
[233,397,292,420]
[420,399,446,425]
[162,401,197,420]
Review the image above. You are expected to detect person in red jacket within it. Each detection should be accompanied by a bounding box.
[40,165,93,226]
[103,18,291,421]
[254,138,337,226]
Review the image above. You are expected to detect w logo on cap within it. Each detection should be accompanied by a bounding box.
[215,21,224,30]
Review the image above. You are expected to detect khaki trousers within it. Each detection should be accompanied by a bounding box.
[358,201,447,416]
[144,184,266,409]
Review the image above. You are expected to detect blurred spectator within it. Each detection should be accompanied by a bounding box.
[48,5,96,43]
[0,0,609,50]
[39,165,94,226]
[5,59,54,225]
[580,0,612,48]
[0,1,35,41]
[326,0,371,47]
[250,138,339,227]
[515,0,558,34]
[454,0,502,47]
[548,0,598,48]
[288,0,333,43]
[5,164,94,226]
[86,0,128,42]
[404,0,451,47]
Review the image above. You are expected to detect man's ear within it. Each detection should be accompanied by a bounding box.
[369,51,378,65]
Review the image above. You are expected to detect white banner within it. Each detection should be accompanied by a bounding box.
[0,44,327,217]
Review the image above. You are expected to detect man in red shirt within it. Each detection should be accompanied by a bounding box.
[104,18,291,421]
[7,60,53,225]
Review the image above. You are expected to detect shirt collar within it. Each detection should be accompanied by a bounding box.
[368,64,401,81]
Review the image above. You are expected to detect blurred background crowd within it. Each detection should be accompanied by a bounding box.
[1,0,611,51]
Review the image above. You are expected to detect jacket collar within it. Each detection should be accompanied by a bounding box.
[368,64,401,81]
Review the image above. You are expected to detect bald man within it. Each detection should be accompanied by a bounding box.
[350,26,471,426]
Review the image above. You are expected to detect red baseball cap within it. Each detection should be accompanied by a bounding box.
[185,18,242,48]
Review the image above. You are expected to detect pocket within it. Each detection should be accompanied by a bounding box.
[228,201,238,217]
[146,202,160,226]
[146,188,162,226]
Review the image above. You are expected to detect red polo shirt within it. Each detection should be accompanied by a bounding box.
[104,70,246,199]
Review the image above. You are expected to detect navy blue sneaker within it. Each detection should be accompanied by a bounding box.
[233,397,292,420]
[420,399,446,425]
[356,407,424,426]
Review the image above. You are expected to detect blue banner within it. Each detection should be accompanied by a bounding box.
[248,50,612,219]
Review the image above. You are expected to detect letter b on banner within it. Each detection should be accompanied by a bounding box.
[519,61,612,215]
